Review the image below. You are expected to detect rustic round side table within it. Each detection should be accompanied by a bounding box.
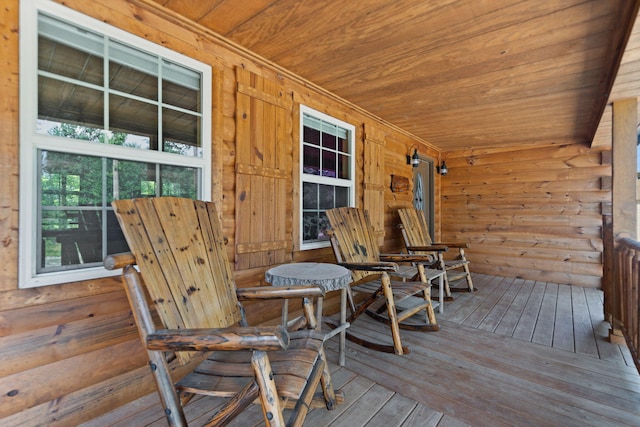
[265,262,352,366]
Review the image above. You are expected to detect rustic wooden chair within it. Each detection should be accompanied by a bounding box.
[105,197,341,427]
[325,207,443,355]
[398,207,474,298]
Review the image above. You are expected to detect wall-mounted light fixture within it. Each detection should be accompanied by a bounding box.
[437,161,448,176]
[406,146,420,167]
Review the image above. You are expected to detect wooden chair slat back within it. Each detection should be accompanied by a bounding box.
[326,207,382,283]
[112,197,242,336]
[398,208,434,249]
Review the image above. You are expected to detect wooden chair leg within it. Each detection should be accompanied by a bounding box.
[318,347,338,410]
[251,350,285,427]
[381,273,404,355]
[302,297,318,330]
[437,252,452,297]
[462,258,474,291]
[416,264,438,324]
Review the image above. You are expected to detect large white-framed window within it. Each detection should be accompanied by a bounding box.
[19,0,212,288]
[299,105,355,250]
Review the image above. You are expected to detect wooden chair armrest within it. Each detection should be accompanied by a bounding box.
[405,245,449,252]
[147,326,289,352]
[338,261,398,272]
[104,252,136,270]
[236,285,325,300]
[380,253,441,263]
[434,242,469,249]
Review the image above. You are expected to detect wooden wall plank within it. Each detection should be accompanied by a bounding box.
[442,143,608,288]
[0,0,20,292]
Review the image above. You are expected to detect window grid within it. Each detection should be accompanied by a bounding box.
[300,106,355,250]
[19,0,211,287]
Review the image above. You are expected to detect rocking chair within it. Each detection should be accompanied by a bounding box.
[105,197,341,426]
[398,207,474,298]
[325,207,444,355]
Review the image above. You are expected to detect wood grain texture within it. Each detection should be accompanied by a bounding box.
[147,0,638,152]
[442,143,609,287]
[80,273,639,427]
[2,0,637,425]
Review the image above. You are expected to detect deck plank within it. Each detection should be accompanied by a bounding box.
[328,383,394,426]
[553,283,575,351]
[572,286,600,358]
[531,282,557,346]
[400,403,445,427]
[365,393,419,427]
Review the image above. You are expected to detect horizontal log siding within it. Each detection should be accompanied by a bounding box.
[442,143,610,288]
[0,0,433,425]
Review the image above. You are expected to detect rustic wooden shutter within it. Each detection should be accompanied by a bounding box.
[235,68,292,269]
[363,124,386,246]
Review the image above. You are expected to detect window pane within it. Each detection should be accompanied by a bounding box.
[41,151,104,207]
[40,208,103,271]
[303,125,320,146]
[319,184,334,209]
[109,60,158,101]
[335,187,349,207]
[163,60,201,112]
[160,165,198,198]
[110,159,156,199]
[338,153,350,179]
[318,213,330,241]
[303,145,320,175]
[303,182,318,209]
[109,94,158,147]
[321,150,336,177]
[302,212,319,242]
[38,76,104,136]
[322,131,336,150]
[163,108,202,157]
[39,36,103,86]
[38,13,104,85]
[337,135,349,153]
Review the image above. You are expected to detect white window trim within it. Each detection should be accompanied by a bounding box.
[19,0,212,288]
[299,105,356,250]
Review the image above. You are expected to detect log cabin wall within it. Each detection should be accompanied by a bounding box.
[441,142,611,289]
[0,0,437,424]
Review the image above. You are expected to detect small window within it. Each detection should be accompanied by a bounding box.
[19,1,211,287]
[300,105,355,249]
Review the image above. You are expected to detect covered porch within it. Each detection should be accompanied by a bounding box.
[82,273,639,427]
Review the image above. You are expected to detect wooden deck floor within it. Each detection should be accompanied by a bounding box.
[83,274,640,426]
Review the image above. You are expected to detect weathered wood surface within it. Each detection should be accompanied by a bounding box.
[80,273,639,427]
[147,0,637,154]
[0,0,631,425]
[442,143,609,288]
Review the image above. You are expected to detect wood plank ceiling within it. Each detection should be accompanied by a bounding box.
[151,0,639,152]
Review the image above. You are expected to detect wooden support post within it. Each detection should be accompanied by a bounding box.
[610,98,638,341]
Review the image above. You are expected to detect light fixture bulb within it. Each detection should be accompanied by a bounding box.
[439,161,448,176]
[411,149,420,167]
